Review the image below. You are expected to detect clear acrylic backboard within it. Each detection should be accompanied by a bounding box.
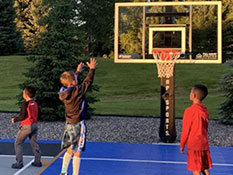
[114,1,222,64]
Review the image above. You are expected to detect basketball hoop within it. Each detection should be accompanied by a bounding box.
[152,49,181,78]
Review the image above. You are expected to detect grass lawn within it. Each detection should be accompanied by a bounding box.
[91,58,228,119]
[0,55,30,111]
[0,56,228,119]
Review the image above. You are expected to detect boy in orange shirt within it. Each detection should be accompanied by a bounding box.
[180,84,212,175]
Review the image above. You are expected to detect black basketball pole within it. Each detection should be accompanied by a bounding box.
[159,0,177,143]
[159,74,176,143]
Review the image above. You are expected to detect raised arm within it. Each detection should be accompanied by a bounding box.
[86,58,97,70]
[79,58,97,94]
[74,62,84,84]
[76,62,84,74]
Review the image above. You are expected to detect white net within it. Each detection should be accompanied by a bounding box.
[153,50,181,78]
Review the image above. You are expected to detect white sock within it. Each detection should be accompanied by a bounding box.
[61,151,72,174]
[72,155,81,175]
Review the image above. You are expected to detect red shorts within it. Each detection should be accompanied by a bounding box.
[187,149,212,171]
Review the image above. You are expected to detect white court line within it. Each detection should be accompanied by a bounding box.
[0,155,53,159]
[212,163,233,167]
[153,143,180,146]
[2,155,232,169]
[81,157,187,164]
[0,155,53,175]
[13,159,34,175]
[79,158,233,167]
[59,157,233,167]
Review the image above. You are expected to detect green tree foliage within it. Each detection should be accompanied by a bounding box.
[14,0,46,53]
[79,0,128,57]
[218,0,233,124]
[118,0,145,54]
[19,0,99,121]
[222,0,233,61]
[173,0,217,56]
[192,5,217,55]
[119,6,143,54]
[119,0,181,54]
[176,0,233,61]
[218,61,233,125]
[119,0,233,60]
[0,0,23,55]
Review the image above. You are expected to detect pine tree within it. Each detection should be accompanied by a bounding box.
[176,0,233,61]
[79,0,129,57]
[19,0,99,121]
[119,6,143,54]
[117,0,145,54]
[14,0,46,53]
[0,0,23,55]
[217,0,233,124]
[218,61,233,125]
[222,0,233,61]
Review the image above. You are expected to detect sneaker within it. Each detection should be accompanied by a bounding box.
[11,163,23,169]
[31,162,42,167]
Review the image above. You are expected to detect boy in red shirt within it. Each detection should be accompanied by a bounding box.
[180,84,212,175]
[11,86,41,169]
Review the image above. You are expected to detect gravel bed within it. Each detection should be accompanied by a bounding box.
[1,113,233,147]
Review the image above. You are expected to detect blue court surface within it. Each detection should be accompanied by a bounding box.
[37,142,233,175]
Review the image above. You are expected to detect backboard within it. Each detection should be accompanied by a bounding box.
[114,1,222,64]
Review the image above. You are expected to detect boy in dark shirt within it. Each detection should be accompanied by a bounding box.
[11,86,41,169]
[58,58,96,175]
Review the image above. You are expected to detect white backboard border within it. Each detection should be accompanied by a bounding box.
[149,27,186,54]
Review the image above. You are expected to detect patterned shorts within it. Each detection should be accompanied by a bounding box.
[61,120,87,153]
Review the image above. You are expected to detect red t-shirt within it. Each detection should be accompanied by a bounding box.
[180,103,210,151]
[14,100,38,126]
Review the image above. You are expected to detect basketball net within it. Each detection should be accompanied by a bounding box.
[152,49,181,78]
